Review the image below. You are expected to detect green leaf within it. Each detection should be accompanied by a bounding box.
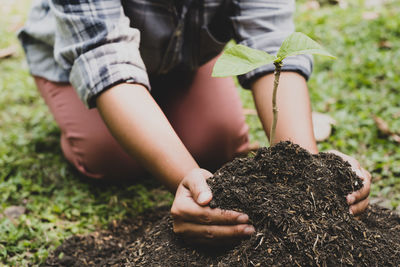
[212,44,275,77]
[277,32,336,60]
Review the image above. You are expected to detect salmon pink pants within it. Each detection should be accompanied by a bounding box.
[34,57,249,180]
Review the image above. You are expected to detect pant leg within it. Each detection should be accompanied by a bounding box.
[34,77,145,180]
[152,57,249,172]
[34,57,249,180]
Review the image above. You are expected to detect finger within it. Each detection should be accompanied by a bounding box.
[182,169,213,206]
[360,168,372,183]
[173,221,255,240]
[347,168,371,205]
[171,200,249,225]
[349,197,369,215]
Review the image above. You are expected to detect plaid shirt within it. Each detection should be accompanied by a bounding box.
[19,0,312,108]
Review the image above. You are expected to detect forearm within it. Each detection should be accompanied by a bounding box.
[96,83,198,192]
[251,72,318,153]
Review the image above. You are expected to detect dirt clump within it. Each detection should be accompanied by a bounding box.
[45,141,400,266]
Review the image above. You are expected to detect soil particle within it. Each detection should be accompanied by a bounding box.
[44,142,400,266]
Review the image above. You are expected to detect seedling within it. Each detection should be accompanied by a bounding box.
[212,32,335,145]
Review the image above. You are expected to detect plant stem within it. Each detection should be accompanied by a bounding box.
[269,61,283,146]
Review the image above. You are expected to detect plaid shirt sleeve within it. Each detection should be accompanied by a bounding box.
[50,0,150,108]
[231,0,313,89]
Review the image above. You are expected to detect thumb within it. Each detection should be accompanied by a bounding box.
[182,168,213,206]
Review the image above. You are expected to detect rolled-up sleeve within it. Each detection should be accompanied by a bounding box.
[50,0,150,108]
[230,0,313,89]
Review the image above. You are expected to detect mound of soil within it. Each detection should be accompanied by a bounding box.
[45,142,400,266]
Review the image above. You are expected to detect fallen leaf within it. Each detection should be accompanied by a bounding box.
[373,115,400,143]
[4,205,26,219]
[373,115,391,135]
[371,175,382,183]
[378,40,392,49]
[391,135,400,143]
[312,112,336,142]
[0,45,18,59]
[362,11,379,20]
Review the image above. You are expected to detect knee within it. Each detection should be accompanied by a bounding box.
[219,119,250,160]
[188,118,250,171]
[60,132,142,180]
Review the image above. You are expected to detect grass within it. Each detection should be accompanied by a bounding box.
[0,3,172,265]
[1,0,399,265]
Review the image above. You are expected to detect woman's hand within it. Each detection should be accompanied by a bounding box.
[328,150,371,215]
[171,168,255,245]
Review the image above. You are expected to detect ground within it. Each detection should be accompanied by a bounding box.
[0,0,400,265]
[44,142,400,266]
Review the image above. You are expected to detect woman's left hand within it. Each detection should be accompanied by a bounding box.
[327,150,371,215]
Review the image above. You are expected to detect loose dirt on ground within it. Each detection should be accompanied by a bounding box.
[45,142,400,267]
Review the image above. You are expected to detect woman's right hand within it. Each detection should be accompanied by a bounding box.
[171,168,255,245]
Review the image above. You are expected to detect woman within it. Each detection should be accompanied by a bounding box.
[19,0,370,245]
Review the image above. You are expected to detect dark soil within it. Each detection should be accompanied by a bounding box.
[45,142,400,266]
